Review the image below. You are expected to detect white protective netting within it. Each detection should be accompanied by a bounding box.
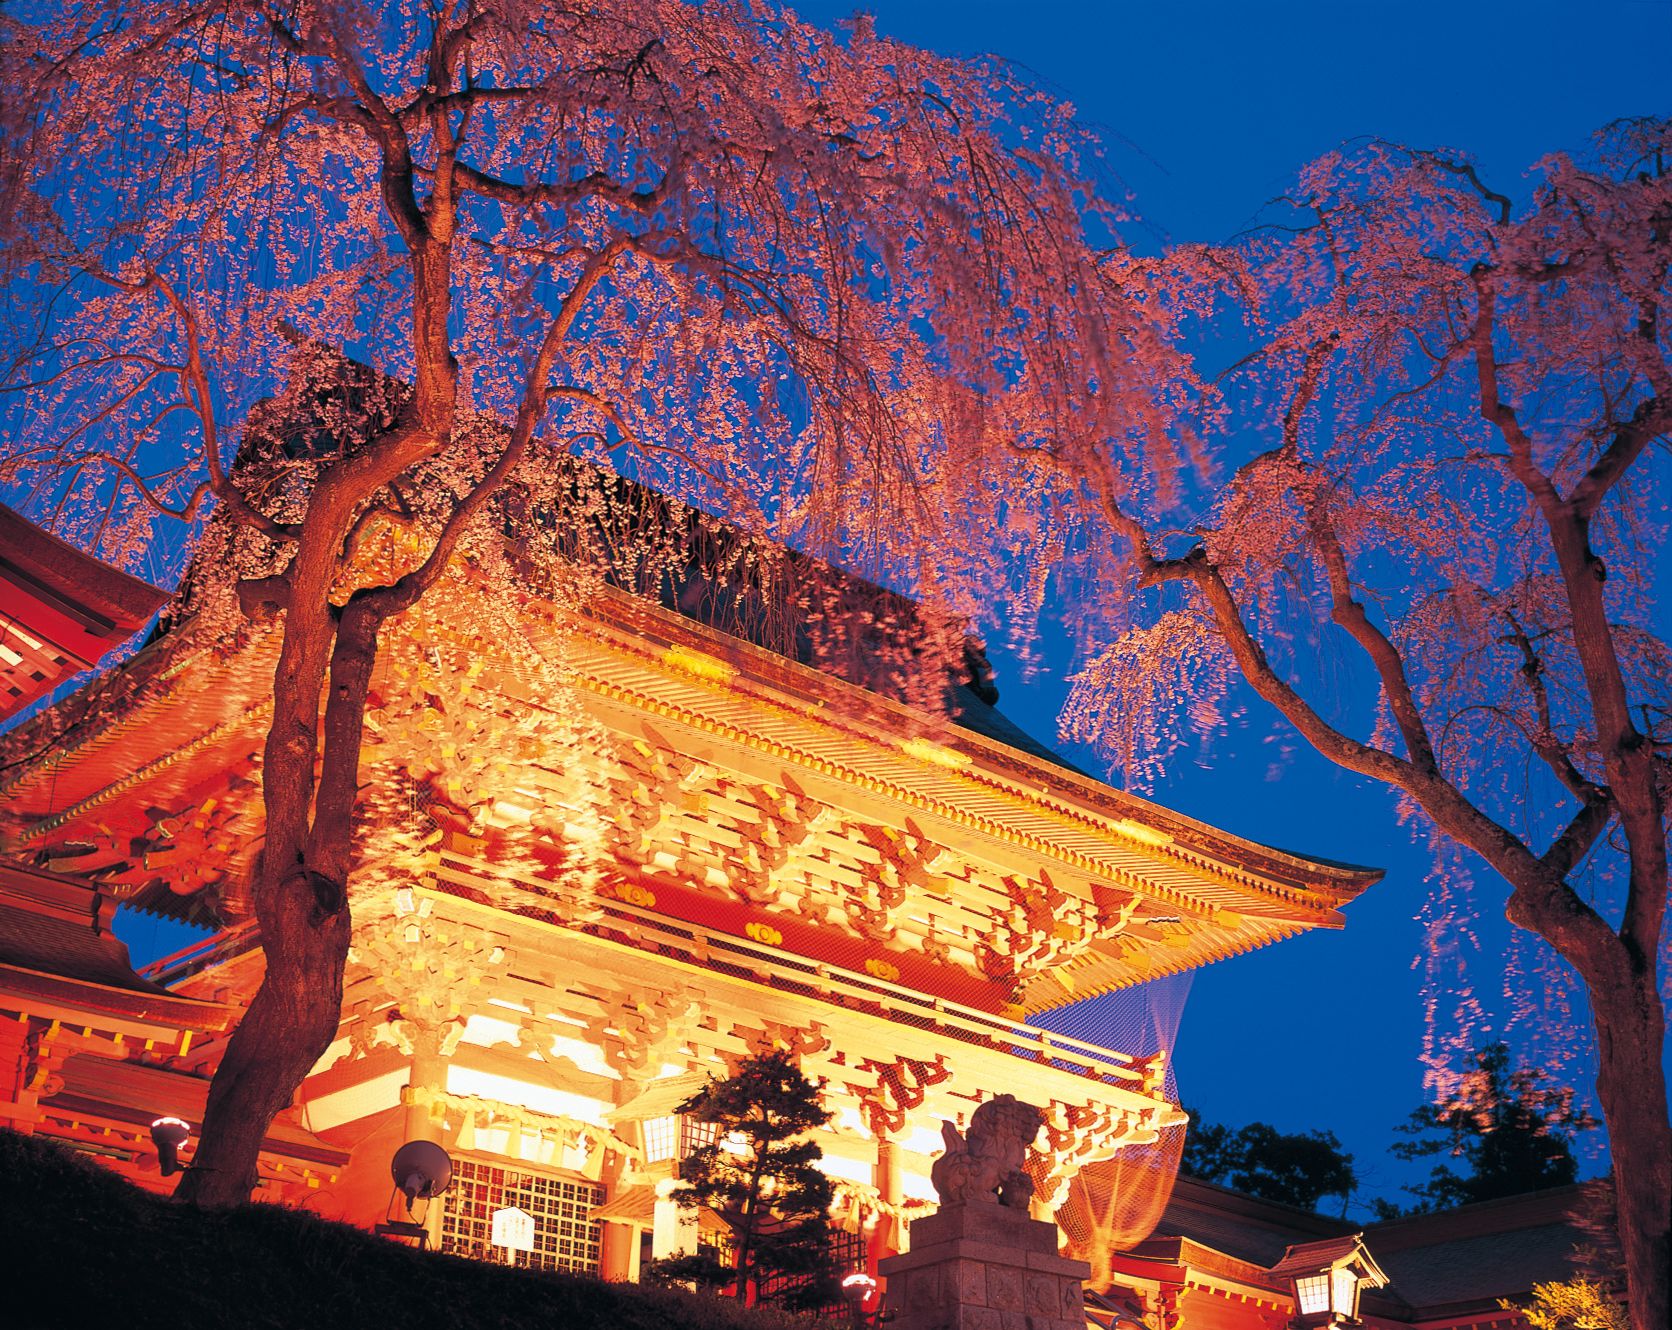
[1030,972,1193,1287]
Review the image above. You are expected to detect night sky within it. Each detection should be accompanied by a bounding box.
[782,0,1668,1210]
[107,0,1669,1216]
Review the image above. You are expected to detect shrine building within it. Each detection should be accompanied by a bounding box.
[0,487,1380,1295]
[0,502,167,718]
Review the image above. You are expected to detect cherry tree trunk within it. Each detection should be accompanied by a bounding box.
[173,581,377,1205]
[170,882,351,1205]
[1589,968,1669,1330]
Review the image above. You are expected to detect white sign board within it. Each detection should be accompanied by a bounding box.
[490,1205,536,1253]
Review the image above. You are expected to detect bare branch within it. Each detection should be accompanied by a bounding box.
[1414,150,1513,226]
[1569,394,1669,519]
[356,239,633,621]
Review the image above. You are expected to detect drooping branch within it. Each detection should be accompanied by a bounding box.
[1500,610,1606,804]
[152,274,298,540]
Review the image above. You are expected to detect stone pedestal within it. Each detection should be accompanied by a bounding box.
[878,1203,1089,1330]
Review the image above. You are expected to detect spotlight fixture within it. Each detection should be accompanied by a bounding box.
[390,1139,454,1213]
[150,1116,192,1176]
[842,1271,880,1329]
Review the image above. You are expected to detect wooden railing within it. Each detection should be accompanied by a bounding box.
[140,860,1170,1103]
[432,852,1168,1098]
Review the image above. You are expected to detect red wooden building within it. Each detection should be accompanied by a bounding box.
[0,503,168,722]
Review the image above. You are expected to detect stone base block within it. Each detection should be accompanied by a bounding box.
[879,1203,1088,1330]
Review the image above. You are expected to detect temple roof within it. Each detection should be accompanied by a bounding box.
[0,503,167,720]
[1269,1233,1387,1288]
[0,539,1381,1015]
[0,432,1382,1016]
[0,859,234,1035]
[1110,1174,1593,1319]
[1136,1174,1352,1269]
[590,1182,729,1236]
[1364,1186,1589,1312]
[608,1070,712,1122]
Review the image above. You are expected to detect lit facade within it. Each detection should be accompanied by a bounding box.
[0,511,1377,1285]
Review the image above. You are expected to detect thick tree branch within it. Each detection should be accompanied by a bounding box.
[1108,459,1629,1001]
[315,15,427,250]
[1159,549,1417,788]
[1281,340,1445,776]
[1472,273,1669,960]
[1541,790,1615,880]
[1415,151,1513,226]
[304,596,379,880]
[235,574,290,622]
[355,238,632,622]
[1569,394,1670,519]
[451,150,685,217]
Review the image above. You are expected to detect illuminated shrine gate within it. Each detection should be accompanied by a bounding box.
[0,512,1378,1287]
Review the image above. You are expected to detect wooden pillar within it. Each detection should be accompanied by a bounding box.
[7,1021,70,1138]
[600,1221,642,1282]
[876,1139,903,1206]
[652,1179,696,1259]
[403,1029,447,1247]
[872,1136,903,1264]
[404,1030,446,1142]
[0,1016,34,1132]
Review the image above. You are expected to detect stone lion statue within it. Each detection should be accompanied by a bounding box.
[930,1094,1043,1209]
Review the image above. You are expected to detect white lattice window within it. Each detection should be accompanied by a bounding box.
[438,1158,604,1274]
[1295,1274,1330,1316]
[642,1115,677,1163]
[680,1115,720,1156]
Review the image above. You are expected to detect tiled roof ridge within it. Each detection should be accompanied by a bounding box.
[1361,1182,1590,1249]
[1170,1172,1362,1230]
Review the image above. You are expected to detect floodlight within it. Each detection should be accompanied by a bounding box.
[842,1271,880,1329]
[150,1116,191,1176]
[390,1140,454,1211]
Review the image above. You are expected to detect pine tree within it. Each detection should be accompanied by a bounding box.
[658,1051,840,1312]
[1180,1108,1358,1214]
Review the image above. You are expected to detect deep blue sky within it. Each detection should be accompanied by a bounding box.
[785,0,1666,1209]
[109,0,1667,1216]
[799,0,1670,245]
